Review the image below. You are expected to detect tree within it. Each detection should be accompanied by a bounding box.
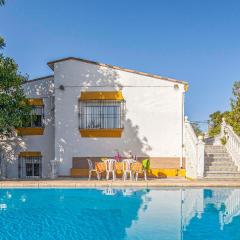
[0,55,32,137]
[0,51,31,178]
[208,111,223,137]
[226,81,240,135]
[191,122,203,137]
[0,0,32,178]
[0,37,5,49]
[208,81,240,137]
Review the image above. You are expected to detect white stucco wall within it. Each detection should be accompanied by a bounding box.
[54,60,185,175]
[8,77,55,178]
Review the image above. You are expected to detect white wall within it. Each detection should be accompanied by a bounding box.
[8,77,55,178]
[54,60,185,175]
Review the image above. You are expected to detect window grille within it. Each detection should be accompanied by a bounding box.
[79,100,125,129]
[18,156,42,178]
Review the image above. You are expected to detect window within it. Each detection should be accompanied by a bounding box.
[18,155,42,178]
[21,106,44,128]
[79,100,125,129]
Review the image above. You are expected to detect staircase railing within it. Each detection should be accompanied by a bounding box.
[184,116,205,178]
[221,118,240,170]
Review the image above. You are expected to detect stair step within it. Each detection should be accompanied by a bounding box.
[205,159,232,163]
[205,147,226,151]
[205,153,229,157]
[205,161,235,166]
[205,150,228,153]
[206,170,240,173]
[205,175,240,179]
[205,152,228,155]
[205,156,231,159]
[205,172,240,178]
[205,144,225,149]
[205,145,225,147]
[203,144,240,179]
[206,166,238,171]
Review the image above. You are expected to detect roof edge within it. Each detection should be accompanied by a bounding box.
[47,57,188,87]
[23,75,54,84]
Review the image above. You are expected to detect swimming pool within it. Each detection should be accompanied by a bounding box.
[0,188,239,240]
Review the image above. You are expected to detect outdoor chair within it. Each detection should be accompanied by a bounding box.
[122,159,133,181]
[135,159,150,181]
[135,169,147,181]
[87,159,100,180]
[105,159,116,181]
[102,188,116,196]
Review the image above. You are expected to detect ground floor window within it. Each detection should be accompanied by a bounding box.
[18,156,42,178]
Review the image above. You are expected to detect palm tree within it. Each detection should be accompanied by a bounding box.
[0,0,5,6]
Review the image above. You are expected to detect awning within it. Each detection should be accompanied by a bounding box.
[28,98,44,106]
[79,91,124,101]
[19,151,42,157]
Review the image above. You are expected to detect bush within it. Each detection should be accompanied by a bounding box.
[220,136,227,145]
[208,81,240,137]
[208,111,223,137]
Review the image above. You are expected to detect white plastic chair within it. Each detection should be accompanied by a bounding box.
[135,169,147,181]
[122,159,133,181]
[87,159,100,180]
[122,188,134,196]
[105,159,116,181]
[102,188,116,196]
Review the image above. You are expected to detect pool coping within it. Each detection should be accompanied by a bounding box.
[1,178,240,188]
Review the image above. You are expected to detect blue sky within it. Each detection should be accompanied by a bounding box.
[0,0,240,124]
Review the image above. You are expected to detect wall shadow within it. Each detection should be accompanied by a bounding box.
[54,62,153,175]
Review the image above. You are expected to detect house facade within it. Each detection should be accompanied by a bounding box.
[7,57,188,179]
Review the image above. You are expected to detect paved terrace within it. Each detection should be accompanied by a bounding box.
[1,178,240,188]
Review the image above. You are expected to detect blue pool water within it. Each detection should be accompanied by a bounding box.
[0,188,240,240]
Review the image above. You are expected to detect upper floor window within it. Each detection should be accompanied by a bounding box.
[21,99,44,128]
[79,100,125,129]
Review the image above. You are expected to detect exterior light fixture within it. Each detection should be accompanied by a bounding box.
[59,85,65,90]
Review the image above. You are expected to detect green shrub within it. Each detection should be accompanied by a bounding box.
[208,81,240,137]
[220,136,227,145]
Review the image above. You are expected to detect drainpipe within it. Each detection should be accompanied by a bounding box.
[180,91,184,169]
[180,92,185,168]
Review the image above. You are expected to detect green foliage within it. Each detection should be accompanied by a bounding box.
[191,122,203,137]
[227,82,240,135]
[0,51,31,137]
[0,0,32,138]
[220,136,227,145]
[0,0,5,6]
[0,37,5,49]
[208,81,240,136]
[208,111,223,137]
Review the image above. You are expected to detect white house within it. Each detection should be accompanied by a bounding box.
[6,57,189,179]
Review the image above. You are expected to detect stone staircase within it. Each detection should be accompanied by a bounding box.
[204,145,240,179]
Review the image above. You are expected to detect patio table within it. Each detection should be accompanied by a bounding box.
[95,160,142,173]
